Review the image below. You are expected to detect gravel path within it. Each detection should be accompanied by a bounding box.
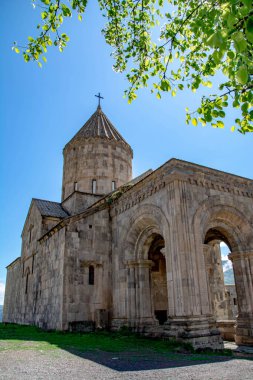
[0,349,252,380]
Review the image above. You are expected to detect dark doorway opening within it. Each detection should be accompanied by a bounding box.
[155,310,167,325]
[148,234,168,325]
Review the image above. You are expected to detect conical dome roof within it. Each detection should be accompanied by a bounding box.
[62,105,133,200]
[66,106,132,154]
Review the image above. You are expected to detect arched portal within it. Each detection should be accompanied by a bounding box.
[123,221,170,331]
[195,201,253,346]
[148,235,168,325]
[203,230,238,341]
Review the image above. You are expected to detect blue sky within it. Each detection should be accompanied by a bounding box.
[0,1,252,304]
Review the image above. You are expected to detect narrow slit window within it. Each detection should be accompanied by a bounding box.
[32,255,35,274]
[92,179,97,194]
[89,265,94,285]
[74,182,78,191]
[28,227,33,244]
[25,272,29,294]
[112,181,116,191]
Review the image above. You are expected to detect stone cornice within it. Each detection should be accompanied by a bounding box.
[6,257,21,269]
[63,135,133,157]
[186,174,253,197]
[38,158,253,240]
[111,161,253,217]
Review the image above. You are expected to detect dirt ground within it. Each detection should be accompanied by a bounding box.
[0,348,252,380]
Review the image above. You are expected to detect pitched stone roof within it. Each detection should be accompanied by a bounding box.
[33,199,69,218]
[67,106,131,150]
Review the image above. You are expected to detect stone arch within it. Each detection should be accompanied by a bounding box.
[120,204,171,330]
[193,197,253,251]
[122,204,171,262]
[193,196,253,345]
[135,226,161,260]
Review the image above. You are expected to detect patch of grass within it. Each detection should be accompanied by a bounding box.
[0,322,233,361]
[0,323,189,353]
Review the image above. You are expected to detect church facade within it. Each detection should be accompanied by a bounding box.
[3,105,253,348]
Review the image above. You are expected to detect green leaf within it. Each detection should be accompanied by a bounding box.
[61,4,71,17]
[14,47,20,54]
[246,17,253,43]
[227,14,236,29]
[242,0,252,9]
[156,92,161,99]
[233,31,247,52]
[241,102,249,113]
[203,81,212,88]
[216,120,224,128]
[192,118,198,126]
[246,17,253,33]
[160,79,170,91]
[219,111,225,118]
[236,65,248,85]
[78,14,82,21]
[227,51,235,59]
[23,53,30,62]
[41,12,48,20]
[61,33,70,41]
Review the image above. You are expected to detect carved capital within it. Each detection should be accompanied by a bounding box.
[228,250,253,262]
[79,260,102,268]
[126,259,153,268]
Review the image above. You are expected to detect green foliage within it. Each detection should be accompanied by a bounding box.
[14,1,87,62]
[15,0,253,133]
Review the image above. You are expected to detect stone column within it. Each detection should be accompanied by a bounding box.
[163,241,223,349]
[126,265,136,324]
[203,243,229,320]
[229,251,253,345]
[127,260,156,330]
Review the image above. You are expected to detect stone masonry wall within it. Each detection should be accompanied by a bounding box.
[4,201,66,329]
[32,228,65,330]
[3,259,22,323]
[109,159,253,347]
[62,207,111,330]
[62,138,132,200]
[62,192,102,215]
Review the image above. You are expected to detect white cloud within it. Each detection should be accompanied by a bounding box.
[220,242,230,260]
[223,260,233,272]
[0,282,5,305]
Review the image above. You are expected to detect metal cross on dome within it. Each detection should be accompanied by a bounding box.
[95,92,104,107]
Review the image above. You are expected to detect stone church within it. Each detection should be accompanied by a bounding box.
[3,104,253,348]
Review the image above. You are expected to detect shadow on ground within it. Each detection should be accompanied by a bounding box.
[71,349,234,372]
[0,323,243,372]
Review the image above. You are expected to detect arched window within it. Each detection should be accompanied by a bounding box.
[112,181,116,191]
[88,265,94,285]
